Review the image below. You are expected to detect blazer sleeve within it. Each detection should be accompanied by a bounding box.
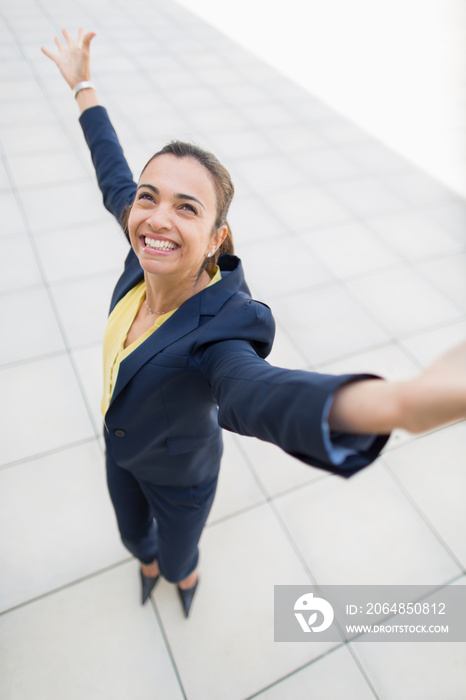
[79,105,137,231]
[196,338,389,478]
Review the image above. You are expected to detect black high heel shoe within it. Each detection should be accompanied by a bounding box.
[177,578,199,618]
[140,568,160,605]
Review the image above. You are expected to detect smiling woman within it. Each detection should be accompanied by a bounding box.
[41,28,466,619]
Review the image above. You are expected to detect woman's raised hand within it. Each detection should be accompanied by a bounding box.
[41,28,95,89]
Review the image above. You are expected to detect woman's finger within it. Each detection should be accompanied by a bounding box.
[82,31,96,50]
[54,35,64,53]
[62,28,74,48]
[40,45,57,62]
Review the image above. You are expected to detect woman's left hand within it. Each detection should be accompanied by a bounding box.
[405,339,466,433]
[41,27,95,89]
[329,339,466,435]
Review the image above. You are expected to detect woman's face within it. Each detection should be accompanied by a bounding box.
[128,154,226,280]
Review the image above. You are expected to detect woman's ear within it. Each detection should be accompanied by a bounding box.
[207,224,228,257]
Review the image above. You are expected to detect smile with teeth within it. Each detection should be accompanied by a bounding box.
[144,237,178,251]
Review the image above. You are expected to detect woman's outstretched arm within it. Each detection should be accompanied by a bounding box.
[329,340,466,434]
[41,28,136,228]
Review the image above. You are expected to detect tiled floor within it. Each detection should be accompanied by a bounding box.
[1,1,465,699]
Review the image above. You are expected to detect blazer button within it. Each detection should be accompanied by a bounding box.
[114,429,126,438]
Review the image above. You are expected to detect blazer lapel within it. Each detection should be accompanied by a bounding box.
[109,294,201,406]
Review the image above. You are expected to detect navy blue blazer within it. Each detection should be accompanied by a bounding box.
[80,106,389,486]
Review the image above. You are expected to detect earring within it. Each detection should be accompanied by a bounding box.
[207,253,212,258]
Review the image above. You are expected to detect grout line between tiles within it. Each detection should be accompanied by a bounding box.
[149,597,189,700]
[243,641,379,700]
[381,458,466,574]
[0,556,132,618]
[0,435,103,471]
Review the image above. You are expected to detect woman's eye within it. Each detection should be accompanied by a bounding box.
[181,203,197,214]
[138,192,155,202]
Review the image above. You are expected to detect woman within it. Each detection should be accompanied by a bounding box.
[41,29,466,618]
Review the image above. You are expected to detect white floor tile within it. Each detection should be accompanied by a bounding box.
[318,342,421,380]
[236,101,298,127]
[326,177,408,217]
[238,237,333,300]
[0,98,57,127]
[272,285,390,365]
[0,235,43,292]
[399,319,466,367]
[19,181,110,235]
[232,154,308,192]
[0,354,95,465]
[155,504,334,700]
[263,124,327,152]
[50,272,118,348]
[235,433,325,498]
[192,64,242,87]
[0,287,65,365]
[273,464,461,585]
[268,184,352,232]
[0,60,32,80]
[292,148,361,182]
[427,201,466,242]
[340,141,410,175]
[356,640,466,700]
[91,71,153,95]
[35,220,129,283]
[368,211,464,261]
[300,221,401,279]
[135,111,193,144]
[353,579,466,700]
[133,65,193,90]
[282,97,335,122]
[416,253,466,312]
[207,128,275,160]
[227,194,289,244]
[215,83,270,105]
[186,105,249,132]
[208,431,265,523]
[71,344,104,433]
[257,644,375,700]
[0,192,28,238]
[382,168,460,207]
[0,563,184,700]
[266,321,309,370]
[7,150,88,189]
[316,120,372,146]
[0,441,126,611]
[346,266,463,337]
[382,423,466,567]
[0,161,11,190]
[166,85,220,109]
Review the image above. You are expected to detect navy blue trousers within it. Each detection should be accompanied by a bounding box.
[106,454,218,583]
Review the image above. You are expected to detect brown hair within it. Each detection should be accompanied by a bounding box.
[121,141,235,276]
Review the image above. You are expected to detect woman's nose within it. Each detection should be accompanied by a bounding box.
[147,204,173,231]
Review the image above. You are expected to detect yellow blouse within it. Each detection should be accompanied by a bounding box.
[102,268,221,415]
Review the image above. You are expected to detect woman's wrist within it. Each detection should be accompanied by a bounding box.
[73,80,95,97]
[399,371,466,434]
[75,85,99,113]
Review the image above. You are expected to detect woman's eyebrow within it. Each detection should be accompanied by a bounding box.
[136,184,206,210]
[175,193,206,210]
